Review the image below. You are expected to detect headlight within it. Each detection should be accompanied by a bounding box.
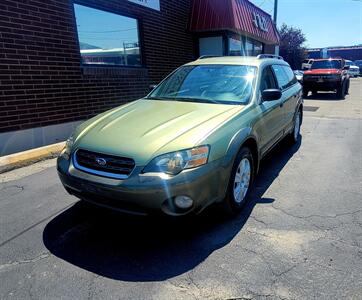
[60,136,74,160]
[143,145,210,175]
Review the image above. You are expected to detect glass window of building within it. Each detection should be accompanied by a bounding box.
[253,40,263,56]
[246,39,254,56]
[245,38,264,56]
[73,4,141,67]
[229,38,242,56]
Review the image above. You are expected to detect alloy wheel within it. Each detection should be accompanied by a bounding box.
[233,158,251,203]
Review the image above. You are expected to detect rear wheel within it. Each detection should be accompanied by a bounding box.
[288,109,302,144]
[222,147,254,215]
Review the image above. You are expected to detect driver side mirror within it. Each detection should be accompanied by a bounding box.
[343,65,350,70]
[262,89,282,101]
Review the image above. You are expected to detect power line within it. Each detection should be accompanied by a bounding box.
[77,27,137,33]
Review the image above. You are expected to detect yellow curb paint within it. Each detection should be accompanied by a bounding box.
[0,142,65,173]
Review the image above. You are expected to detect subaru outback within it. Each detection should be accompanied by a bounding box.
[57,55,303,216]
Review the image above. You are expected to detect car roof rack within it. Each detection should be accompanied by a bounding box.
[198,55,220,59]
[257,54,284,60]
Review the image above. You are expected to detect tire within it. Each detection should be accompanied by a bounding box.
[336,81,345,99]
[288,108,302,144]
[222,147,254,215]
[345,79,350,95]
[302,88,309,98]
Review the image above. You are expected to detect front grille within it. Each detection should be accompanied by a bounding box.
[74,149,135,179]
[304,74,339,81]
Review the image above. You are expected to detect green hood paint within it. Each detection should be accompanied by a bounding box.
[73,99,245,165]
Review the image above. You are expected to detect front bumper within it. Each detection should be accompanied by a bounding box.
[57,155,229,216]
[303,80,341,91]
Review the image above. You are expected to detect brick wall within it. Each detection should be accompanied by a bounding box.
[0,0,195,133]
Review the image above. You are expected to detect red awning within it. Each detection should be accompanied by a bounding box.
[189,0,279,45]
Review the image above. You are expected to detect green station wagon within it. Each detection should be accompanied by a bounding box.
[57,55,303,216]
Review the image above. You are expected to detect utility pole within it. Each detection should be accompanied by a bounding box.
[274,0,279,55]
[273,0,278,23]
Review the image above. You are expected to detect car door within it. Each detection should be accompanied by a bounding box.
[254,65,285,156]
[280,65,300,131]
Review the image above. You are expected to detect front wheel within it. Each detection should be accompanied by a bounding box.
[302,88,309,98]
[222,147,254,215]
[345,79,350,95]
[336,81,345,99]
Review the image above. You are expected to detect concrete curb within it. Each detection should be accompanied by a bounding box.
[0,142,65,174]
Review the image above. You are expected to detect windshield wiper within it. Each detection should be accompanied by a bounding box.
[172,97,216,103]
[145,96,171,100]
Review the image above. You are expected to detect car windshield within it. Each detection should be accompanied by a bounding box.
[311,60,341,69]
[147,65,257,105]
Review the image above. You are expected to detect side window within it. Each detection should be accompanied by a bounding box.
[282,66,298,86]
[271,65,289,90]
[259,66,277,92]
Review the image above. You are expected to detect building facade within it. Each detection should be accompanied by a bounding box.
[307,46,362,61]
[0,0,279,156]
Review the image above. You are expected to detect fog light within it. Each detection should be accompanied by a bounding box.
[174,195,193,209]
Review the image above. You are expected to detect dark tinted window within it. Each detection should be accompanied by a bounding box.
[260,66,277,92]
[311,60,341,69]
[271,65,289,89]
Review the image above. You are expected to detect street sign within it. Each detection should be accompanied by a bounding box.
[252,11,268,32]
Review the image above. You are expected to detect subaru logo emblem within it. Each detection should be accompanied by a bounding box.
[95,157,107,166]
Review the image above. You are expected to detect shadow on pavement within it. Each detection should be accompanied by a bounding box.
[43,137,301,281]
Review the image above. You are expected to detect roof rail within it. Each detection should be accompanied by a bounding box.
[257,54,284,60]
[198,55,220,60]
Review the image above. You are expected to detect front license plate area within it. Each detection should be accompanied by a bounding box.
[81,182,99,194]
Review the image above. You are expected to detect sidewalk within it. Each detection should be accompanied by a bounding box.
[0,142,65,174]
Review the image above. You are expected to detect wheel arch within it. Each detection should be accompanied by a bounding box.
[223,128,260,175]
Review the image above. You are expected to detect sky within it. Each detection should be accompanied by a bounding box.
[249,0,362,48]
[74,4,138,50]
[74,1,362,50]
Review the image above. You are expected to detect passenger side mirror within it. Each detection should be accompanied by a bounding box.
[343,65,350,70]
[149,84,157,92]
[262,89,282,101]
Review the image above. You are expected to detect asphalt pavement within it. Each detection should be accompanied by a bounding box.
[0,78,361,300]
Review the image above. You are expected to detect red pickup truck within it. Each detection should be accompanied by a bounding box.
[302,58,350,99]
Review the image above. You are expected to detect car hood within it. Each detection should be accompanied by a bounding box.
[73,99,244,165]
[304,69,341,75]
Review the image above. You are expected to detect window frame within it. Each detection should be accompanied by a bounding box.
[72,1,144,69]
